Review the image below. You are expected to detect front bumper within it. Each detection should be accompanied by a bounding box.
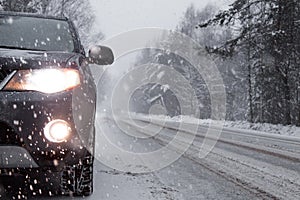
[0,89,95,171]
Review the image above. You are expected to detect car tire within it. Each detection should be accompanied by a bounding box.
[60,153,93,196]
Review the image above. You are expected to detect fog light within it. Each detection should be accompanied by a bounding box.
[44,120,71,143]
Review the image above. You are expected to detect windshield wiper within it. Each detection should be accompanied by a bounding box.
[0,45,46,51]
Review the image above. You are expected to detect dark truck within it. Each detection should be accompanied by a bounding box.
[0,11,113,196]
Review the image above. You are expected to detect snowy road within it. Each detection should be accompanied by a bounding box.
[3,115,300,199]
[121,115,300,200]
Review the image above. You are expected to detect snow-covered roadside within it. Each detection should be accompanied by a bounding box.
[131,113,300,138]
[212,120,300,138]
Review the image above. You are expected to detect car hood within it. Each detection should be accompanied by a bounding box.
[0,49,78,70]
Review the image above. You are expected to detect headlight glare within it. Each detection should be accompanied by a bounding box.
[44,119,71,143]
[4,69,80,94]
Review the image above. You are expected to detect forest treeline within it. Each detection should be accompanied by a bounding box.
[199,0,300,126]
[137,1,300,126]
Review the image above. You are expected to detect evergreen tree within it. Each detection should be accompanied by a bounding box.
[199,0,300,125]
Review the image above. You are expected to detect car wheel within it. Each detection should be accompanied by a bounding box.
[60,153,93,196]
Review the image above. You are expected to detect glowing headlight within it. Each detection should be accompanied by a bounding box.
[44,120,71,143]
[4,69,81,94]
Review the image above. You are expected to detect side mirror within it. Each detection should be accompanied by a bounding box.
[88,45,114,65]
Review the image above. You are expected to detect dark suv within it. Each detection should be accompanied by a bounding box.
[0,12,113,197]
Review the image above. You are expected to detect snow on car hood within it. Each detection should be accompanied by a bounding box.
[0,48,79,69]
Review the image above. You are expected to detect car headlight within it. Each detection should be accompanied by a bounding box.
[4,69,81,94]
[44,119,71,143]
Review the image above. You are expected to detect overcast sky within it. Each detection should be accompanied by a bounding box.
[89,0,231,37]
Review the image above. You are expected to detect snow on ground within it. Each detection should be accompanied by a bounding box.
[218,120,300,137]
[132,113,300,138]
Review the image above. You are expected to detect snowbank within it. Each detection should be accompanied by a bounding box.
[132,113,300,138]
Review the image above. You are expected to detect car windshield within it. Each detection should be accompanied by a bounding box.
[0,15,75,52]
